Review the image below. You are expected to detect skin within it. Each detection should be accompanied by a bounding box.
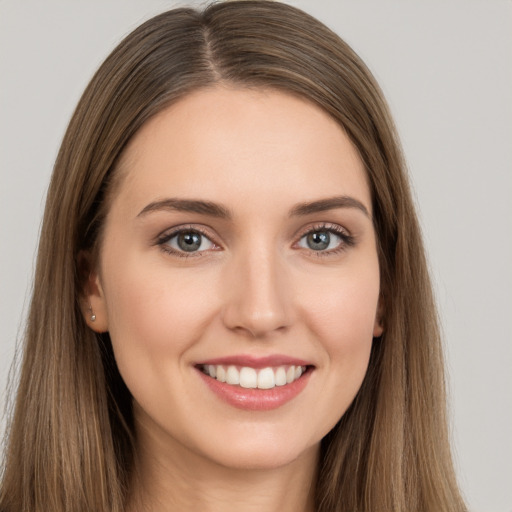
[84,86,383,512]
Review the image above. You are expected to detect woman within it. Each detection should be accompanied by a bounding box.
[0,1,467,511]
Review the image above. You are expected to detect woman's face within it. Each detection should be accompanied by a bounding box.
[87,86,382,470]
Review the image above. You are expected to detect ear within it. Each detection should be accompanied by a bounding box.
[373,296,384,338]
[78,251,109,333]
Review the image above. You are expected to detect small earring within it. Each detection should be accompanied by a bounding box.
[88,304,96,322]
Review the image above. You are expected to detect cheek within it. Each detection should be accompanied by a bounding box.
[100,256,224,432]
[300,260,380,348]
[101,256,218,372]
[297,261,379,421]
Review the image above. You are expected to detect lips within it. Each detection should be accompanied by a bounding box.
[195,355,314,411]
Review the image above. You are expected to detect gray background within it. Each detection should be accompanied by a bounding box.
[1,1,511,511]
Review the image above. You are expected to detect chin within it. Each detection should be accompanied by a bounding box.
[195,428,320,471]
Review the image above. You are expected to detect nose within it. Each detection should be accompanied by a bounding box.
[221,246,292,338]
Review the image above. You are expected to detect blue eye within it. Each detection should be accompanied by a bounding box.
[299,230,341,251]
[163,230,215,253]
[297,226,352,253]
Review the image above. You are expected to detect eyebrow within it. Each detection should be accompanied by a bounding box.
[289,196,370,218]
[137,198,232,219]
[137,195,369,220]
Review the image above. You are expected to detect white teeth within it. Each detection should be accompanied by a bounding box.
[216,365,226,383]
[239,367,257,388]
[275,367,287,386]
[226,365,240,385]
[202,364,307,389]
[286,366,295,384]
[257,367,275,389]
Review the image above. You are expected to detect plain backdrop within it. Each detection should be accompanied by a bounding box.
[1,1,511,511]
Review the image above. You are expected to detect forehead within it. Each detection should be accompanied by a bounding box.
[111,86,371,217]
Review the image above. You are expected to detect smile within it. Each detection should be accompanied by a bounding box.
[200,364,307,389]
[195,356,313,411]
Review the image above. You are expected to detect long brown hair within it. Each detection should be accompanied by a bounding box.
[0,2,466,511]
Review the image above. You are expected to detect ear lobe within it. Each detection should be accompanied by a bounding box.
[78,251,109,333]
[373,318,384,338]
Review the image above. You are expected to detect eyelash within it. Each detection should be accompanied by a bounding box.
[156,225,216,258]
[295,223,355,257]
[155,223,355,259]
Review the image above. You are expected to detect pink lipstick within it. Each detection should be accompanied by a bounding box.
[195,355,313,411]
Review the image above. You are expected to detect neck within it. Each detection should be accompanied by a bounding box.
[127,420,319,512]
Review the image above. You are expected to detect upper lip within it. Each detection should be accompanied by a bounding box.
[196,354,313,369]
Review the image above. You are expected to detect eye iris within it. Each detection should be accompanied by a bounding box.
[307,231,330,250]
[177,232,201,252]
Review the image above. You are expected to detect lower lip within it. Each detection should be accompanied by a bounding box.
[196,368,312,411]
